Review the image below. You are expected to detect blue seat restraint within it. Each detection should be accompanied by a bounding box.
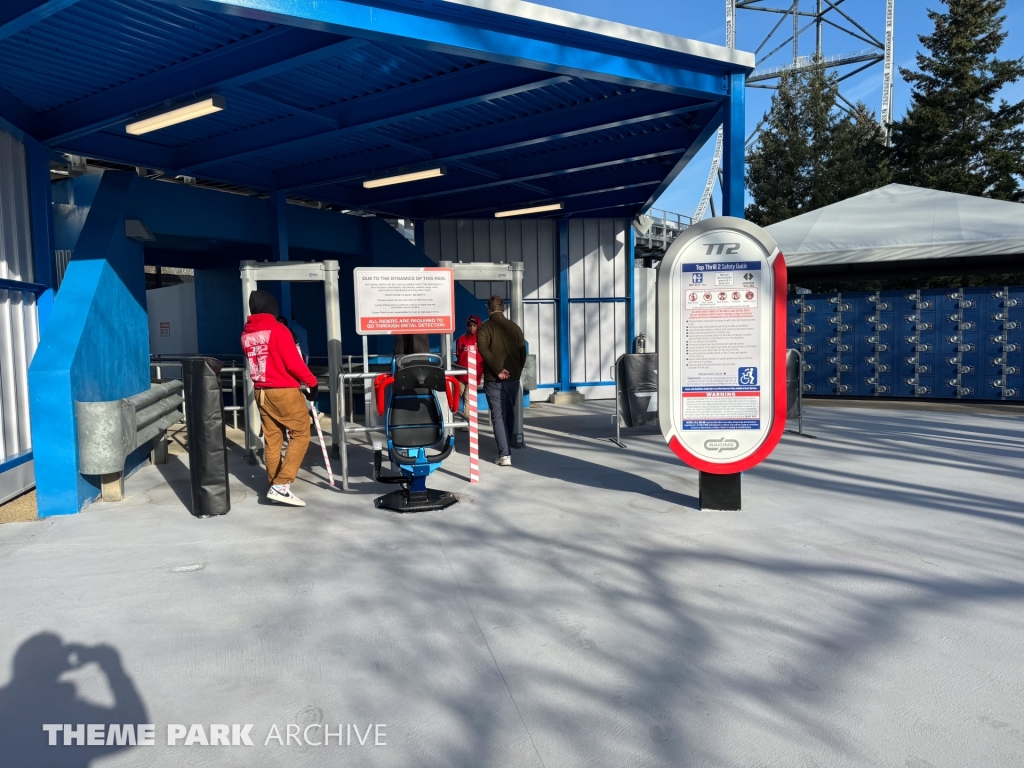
[372,353,459,513]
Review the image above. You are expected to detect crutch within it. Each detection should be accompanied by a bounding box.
[309,401,335,487]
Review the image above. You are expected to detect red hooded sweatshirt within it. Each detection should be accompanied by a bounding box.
[241,313,318,389]
[454,315,484,385]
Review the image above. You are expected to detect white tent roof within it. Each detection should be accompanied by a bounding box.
[765,184,1024,267]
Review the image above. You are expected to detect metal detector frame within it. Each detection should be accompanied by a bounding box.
[438,260,526,447]
[240,260,343,463]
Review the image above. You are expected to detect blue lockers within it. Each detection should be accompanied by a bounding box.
[789,286,1024,401]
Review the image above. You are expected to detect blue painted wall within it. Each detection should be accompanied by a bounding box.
[29,171,150,517]
[195,266,245,356]
[52,173,102,254]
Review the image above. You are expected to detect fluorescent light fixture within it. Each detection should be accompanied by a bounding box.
[494,202,564,218]
[126,96,226,136]
[363,167,446,189]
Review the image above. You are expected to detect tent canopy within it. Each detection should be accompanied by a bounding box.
[767,184,1024,268]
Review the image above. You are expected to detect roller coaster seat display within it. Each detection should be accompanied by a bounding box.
[372,353,460,512]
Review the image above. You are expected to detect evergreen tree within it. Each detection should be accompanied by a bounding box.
[889,0,1024,200]
[829,103,892,204]
[746,67,891,226]
[746,71,809,226]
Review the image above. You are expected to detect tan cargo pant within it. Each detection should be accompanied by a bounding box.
[256,388,310,487]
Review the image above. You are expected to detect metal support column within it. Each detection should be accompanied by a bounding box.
[362,334,374,429]
[722,72,747,218]
[509,261,524,329]
[271,191,291,319]
[25,137,55,290]
[627,226,636,350]
[324,260,343,457]
[557,220,571,391]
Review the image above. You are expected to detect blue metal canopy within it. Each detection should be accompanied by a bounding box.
[0,0,753,219]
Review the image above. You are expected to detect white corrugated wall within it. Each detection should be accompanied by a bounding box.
[422,218,629,395]
[0,130,40,469]
[423,219,559,386]
[567,219,628,392]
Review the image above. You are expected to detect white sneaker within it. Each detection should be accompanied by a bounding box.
[267,485,306,507]
[495,455,511,467]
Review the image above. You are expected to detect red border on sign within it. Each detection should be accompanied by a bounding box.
[668,252,789,474]
[357,267,456,335]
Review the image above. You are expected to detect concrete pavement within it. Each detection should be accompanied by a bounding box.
[0,402,1022,767]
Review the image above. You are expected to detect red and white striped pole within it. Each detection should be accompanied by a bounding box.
[467,345,479,483]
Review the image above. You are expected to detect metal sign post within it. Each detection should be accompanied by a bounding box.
[657,218,788,510]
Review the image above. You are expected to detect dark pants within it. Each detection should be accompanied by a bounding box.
[484,379,519,457]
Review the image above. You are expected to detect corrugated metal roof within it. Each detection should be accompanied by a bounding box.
[0,0,741,218]
[0,0,273,113]
[254,44,480,111]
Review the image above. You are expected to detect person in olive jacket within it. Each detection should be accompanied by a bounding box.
[476,295,527,466]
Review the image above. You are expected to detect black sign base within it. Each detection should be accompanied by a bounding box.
[699,471,741,511]
[374,488,459,514]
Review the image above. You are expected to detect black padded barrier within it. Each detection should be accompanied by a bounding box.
[182,357,231,518]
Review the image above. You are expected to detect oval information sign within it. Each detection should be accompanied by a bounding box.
[657,217,787,474]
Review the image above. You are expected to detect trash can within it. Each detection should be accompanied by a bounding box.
[182,357,230,518]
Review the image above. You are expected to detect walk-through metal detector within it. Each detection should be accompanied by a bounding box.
[240,260,343,463]
[439,260,526,448]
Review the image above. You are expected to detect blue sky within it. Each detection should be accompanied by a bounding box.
[533,0,1024,217]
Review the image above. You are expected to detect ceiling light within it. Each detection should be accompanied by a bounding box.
[494,202,564,218]
[363,167,446,189]
[126,96,226,136]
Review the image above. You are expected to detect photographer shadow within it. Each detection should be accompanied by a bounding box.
[0,633,148,767]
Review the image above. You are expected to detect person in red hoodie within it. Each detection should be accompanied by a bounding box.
[454,314,484,420]
[241,290,319,507]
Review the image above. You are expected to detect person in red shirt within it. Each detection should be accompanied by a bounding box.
[454,315,484,419]
[241,290,319,507]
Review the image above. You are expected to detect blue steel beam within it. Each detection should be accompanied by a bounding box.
[58,131,276,190]
[0,0,82,42]
[422,179,662,219]
[271,191,291,317]
[25,137,56,290]
[278,90,718,190]
[558,220,570,391]
[36,27,365,144]
[176,65,569,171]
[0,83,36,139]
[640,105,725,214]
[392,162,673,218]
[157,0,737,99]
[224,86,342,129]
[358,121,704,206]
[721,72,746,217]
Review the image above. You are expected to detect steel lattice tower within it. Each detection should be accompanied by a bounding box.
[694,0,895,219]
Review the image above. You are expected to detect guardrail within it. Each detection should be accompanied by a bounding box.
[150,356,245,430]
[634,208,692,255]
[77,380,185,501]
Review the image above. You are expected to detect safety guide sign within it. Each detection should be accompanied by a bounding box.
[353,267,455,335]
[682,261,762,431]
[658,218,788,474]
